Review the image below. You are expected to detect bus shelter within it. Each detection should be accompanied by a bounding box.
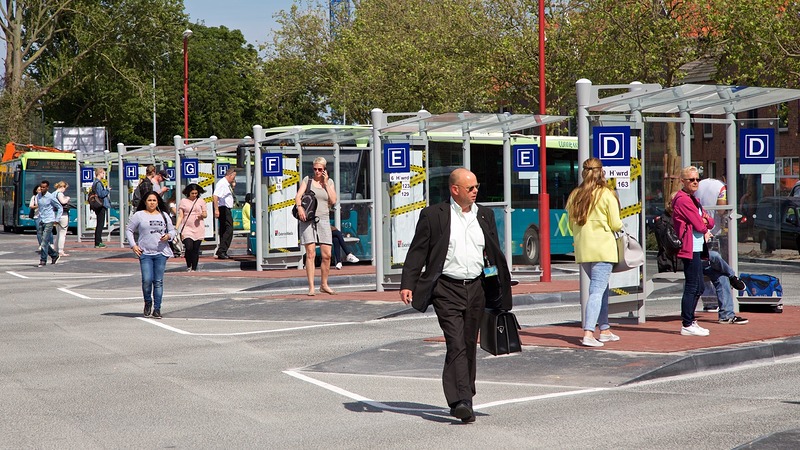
[116,143,177,247]
[370,110,569,291]
[74,150,120,243]
[170,135,251,250]
[576,80,800,323]
[251,125,373,270]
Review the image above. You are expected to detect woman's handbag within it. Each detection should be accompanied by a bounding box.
[613,230,645,273]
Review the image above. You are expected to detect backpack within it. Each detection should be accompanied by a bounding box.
[291,177,318,222]
[654,212,687,273]
[738,273,783,297]
[88,181,103,210]
[131,178,153,210]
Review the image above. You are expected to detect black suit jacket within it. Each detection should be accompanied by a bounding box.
[400,201,513,313]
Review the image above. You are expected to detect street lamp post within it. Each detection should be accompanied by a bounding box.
[182,29,193,143]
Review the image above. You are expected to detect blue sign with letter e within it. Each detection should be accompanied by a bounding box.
[384,143,410,173]
[262,154,282,177]
[123,163,138,181]
[592,126,630,167]
[740,128,775,165]
[513,144,539,172]
[181,159,198,178]
[81,168,94,183]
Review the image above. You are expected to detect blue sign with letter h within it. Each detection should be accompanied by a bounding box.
[217,163,230,178]
[123,163,138,181]
[592,126,631,166]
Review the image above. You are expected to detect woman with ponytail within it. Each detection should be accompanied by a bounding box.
[566,158,624,347]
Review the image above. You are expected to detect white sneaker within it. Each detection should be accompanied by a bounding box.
[335,262,342,270]
[346,253,359,263]
[598,332,620,342]
[681,323,710,336]
[692,321,710,334]
[581,336,604,347]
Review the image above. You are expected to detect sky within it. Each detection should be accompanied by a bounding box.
[184,0,298,47]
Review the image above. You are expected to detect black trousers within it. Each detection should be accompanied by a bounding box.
[217,206,233,256]
[432,278,485,407]
[183,238,202,270]
[94,207,106,245]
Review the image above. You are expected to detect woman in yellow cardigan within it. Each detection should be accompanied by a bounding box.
[566,158,624,347]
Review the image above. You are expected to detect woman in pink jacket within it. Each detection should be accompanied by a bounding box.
[671,166,714,337]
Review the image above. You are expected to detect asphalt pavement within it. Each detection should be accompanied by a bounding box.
[4,231,800,448]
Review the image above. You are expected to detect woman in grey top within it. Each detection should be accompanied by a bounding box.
[295,157,336,296]
[125,192,175,318]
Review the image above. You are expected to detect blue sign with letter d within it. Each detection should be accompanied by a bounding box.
[592,126,630,167]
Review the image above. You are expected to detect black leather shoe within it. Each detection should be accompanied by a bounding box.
[461,415,476,423]
[452,401,473,420]
[217,253,230,260]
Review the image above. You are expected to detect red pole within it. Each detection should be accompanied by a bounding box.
[183,31,191,143]
[538,0,551,282]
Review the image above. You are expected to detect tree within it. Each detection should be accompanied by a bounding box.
[1,0,186,144]
[552,0,716,202]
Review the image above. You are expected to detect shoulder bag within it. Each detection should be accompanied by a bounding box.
[612,229,645,273]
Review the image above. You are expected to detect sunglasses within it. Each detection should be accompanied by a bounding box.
[683,178,700,183]
[313,168,325,172]
[458,184,480,193]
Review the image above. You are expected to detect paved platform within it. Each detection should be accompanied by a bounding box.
[70,239,800,385]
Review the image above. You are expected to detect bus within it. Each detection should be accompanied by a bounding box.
[248,126,579,265]
[0,150,79,233]
[425,135,578,265]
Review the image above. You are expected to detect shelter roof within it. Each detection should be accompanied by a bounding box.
[588,84,800,115]
[380,112,569,135]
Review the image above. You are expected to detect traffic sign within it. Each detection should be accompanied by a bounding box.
[262,154,282,177]
[81,168,94,184]
[217,163,230,178]
[740,128,775,165]
[384,143,410,173]
[123,163,138,181]
[182,159,199,178]
[164,168,176,182]
[513,144,539,172]
[592,126,630,167]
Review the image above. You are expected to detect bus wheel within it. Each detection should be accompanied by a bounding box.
[522,226,540,266]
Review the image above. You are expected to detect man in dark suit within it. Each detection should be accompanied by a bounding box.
[400,167,512,424]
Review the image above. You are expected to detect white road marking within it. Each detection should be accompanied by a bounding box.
[136,317,355,336]
[58,288,90,299]
[7,271,28,279]
[284,370,445,412]
[283,370,609,413]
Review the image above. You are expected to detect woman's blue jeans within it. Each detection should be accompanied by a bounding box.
[581,262,613,332]
[139,253,168,310]
[681,252,704,327]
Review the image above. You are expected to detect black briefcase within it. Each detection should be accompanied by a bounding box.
[480,309,522,356]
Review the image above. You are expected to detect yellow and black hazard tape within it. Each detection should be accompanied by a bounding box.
[390,200,426,217]
[611,288,629,295]
[197,172,215,188]
[620,203,642,219]
[268,170,300,195]
[268,199,295,212]
[388,165,426,196]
